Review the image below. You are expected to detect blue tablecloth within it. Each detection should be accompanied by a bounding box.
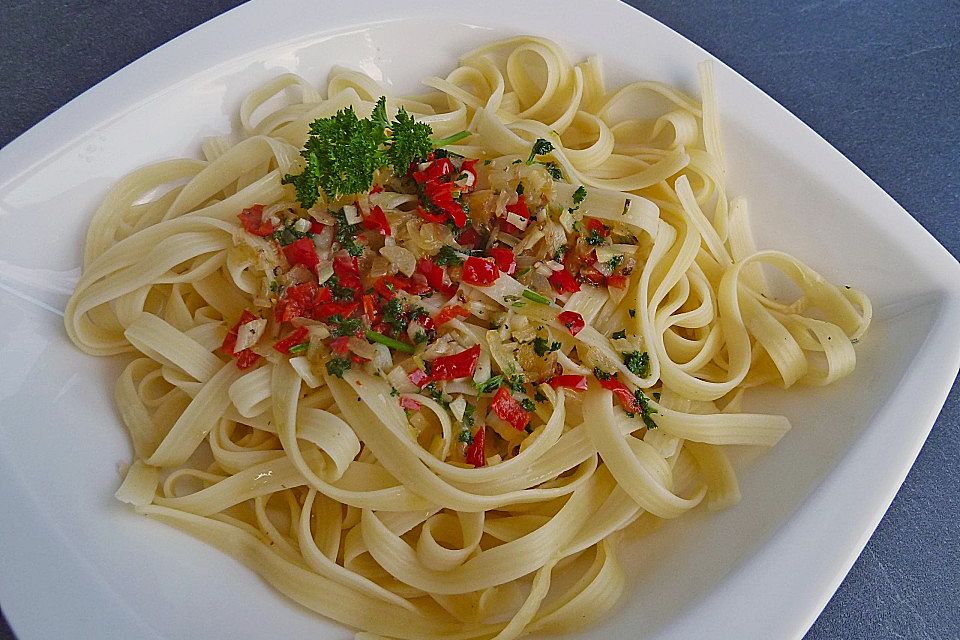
[1,1,956,637]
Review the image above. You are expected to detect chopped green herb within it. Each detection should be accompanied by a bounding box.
[623,350,650,377]
[593,367,613,381]
[542,163,563,180]
[532,336,562,357]
[526,138,554,164]
[475,375,503,394]
[606,254,624,271]
[326,275,356,301]
[611,329,627,340]
[653,392,661,401]
[553,245,567,261]
[515,182,525,195]
[365,329,415,354]
[380,298,405,334]
[269,280,279,293]
[633,389,658,429]
[414,330,428,345]
[390,387,400,397]
[325,357,352,378]
[522,289,552,305]
[333,208,364,257]
[572,186,587,206]
[519,398,536,412]
[330,317,362,337]
[506,373,527,393]
[422,382,450,408]
[288,342,309,355]
[585,228,606,246]
[458,428,474,444]
[628,308,637,318]
[434,245,465,267]
[534,390,548,403]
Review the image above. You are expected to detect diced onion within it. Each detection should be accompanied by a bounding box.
[233,318,267,352]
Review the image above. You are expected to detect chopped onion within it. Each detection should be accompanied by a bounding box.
[380,245,417,277]
[233,318,267,352]
[293,218,312,233]
[388,366,417,394]
[343,204,362,225]
[348,336,377,361]
[449,396,467,422]
[316,264,334,284]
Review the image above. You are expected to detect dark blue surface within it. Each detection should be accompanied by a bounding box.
[1,1,957,638]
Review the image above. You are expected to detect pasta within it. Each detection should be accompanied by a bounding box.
[65,35,871,639]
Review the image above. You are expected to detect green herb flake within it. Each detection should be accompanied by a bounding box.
[325,357,353,378]
[526,138,554,164]
[611,330,627,340]
[623,350,650,377]
[522,289,552,305]
[532,336,562,357]
[519,398,536,412]
[628,308,637,318]
[475,375,503,394]
[434,245,465,267]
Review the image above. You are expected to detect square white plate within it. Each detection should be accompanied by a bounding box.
[1,1,958,638]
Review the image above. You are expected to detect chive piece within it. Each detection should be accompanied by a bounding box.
[365,329,415,354]
[431,130,471,147]
[288,342,309,355]
[522,289,552,305]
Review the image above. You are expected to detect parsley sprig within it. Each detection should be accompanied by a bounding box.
[283,96,468,206]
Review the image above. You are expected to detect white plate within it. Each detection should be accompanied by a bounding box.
[1,1,958,638]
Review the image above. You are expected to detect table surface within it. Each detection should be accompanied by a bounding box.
[1,1,957,638]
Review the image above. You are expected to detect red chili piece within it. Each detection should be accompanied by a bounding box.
[428,345,481,381]
[548,267,581,294]
[417,258,458,296]
[606,274,628,289]
[487,247,517,276]
[274,283,332,323]
[585,218,610,238]
[282,237,320,272]
[273,326,310,354]
[238,205,274,237]
[333,255,363,294]
[464,426,486,467]
[456,225,483,249]
[500,194,531,234]
[435,305,471,326]
[362,205,391,236]
[548,375,589,391]
[314,301,359,321]
[408,369,431,388]
[309,220,325,234]
[461,257,499,287]
[221,310,261,370]
[490,386,530,431]
[557,310,585,336]
[400,396,421,411]
[328,336,351,355]
[597,375,642,414]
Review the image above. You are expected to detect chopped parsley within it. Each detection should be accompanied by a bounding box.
[422,382,450,408]
[630,390,658,429]
[542,163,563,180]
[585,227,607,246]
[333,208,364,257]
[572,185,587,207]
[515,182,525,195]
[553,245,567,261]
[330,317,362,337]
[434,245,465,266]
[611,329,627,340]
[325,357,352,378]
[380,298,405,334]
[533,390,548,403]
[475,375,503,394]
[526,138,554,164]
[506,372,527,393]
[269,280,279,293]
[462,402,476,428]
[623,350,650,377]
[593,367,613,381]
[288,342,309,355]
[606,254,624,271]
[458,428,474,444]
[519,398,536,412]
[532,336,562,357]
[628,308,637,318]
[414,330,428,345]
[326,275,356,301]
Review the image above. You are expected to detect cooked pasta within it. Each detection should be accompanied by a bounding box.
[65,35,871,639]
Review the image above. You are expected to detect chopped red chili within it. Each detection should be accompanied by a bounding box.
[464,426,486,467]
[428,345,481,381]
[275,282,331,322]
[461,257,499,287]
[328,335,351,355]
[282,237,320,272]
[597,375,642,414]
[238,204,274,237]
[408,368,430,388]
[548,267,581,294]
[221,310,261,370]
[501,194,531,234]
[309,220,325,235]
[417,259,458,296]
[490,386,530,431]
[332,255,362,293]
[412,157,454,184]
[487,247,517,276]
[557,310,585,336]
[273,326,310,354]
[435,305,471,326]
[585,218,610,238]
[362,205,391,236]
[313,301,359,321]
[548,375,589,391]
[456,225,483,249]
[400,396,421,411]
[606,274,628,289]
